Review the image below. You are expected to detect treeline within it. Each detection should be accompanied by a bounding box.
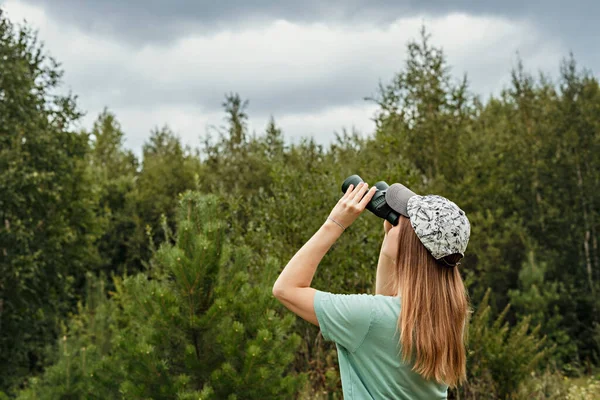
[1,10,599,399]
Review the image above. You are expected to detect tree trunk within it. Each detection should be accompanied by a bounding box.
[576,158,594,296]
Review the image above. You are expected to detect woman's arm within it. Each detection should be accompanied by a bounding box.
[273,182,377,326]
[376,233,397,296]
[375,220,401,296]
[271,220,343,325]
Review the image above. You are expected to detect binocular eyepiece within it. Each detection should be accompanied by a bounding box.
[342,175,400,225]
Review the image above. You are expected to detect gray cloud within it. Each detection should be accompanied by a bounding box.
[72,64,384,116]
[20,0,600,89]
[21,0,600,43]
[3,0,598,157]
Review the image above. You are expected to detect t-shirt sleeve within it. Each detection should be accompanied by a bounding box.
[313,290,375,353]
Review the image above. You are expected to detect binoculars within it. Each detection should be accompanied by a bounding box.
[342,175,400,225]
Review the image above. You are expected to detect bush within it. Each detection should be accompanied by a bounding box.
[455,289,553,399]
[517,369,600,400]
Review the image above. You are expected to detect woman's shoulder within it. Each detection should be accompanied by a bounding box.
[316,291,400,312]
[370,294,402,321]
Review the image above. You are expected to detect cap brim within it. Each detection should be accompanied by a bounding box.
[385,183,417,217]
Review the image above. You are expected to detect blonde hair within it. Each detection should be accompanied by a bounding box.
[391,216,469,387]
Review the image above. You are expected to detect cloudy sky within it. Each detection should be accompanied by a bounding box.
[1,1,598,156]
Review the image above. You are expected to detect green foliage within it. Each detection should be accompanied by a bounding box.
[509,249,576,366]
[200,93,274,196]
[517,369,600,400]
[127,127,201,268]
[370,26,475,184]
[2,7,600,397]
[87,109,139,275]
[0,9,101,390]
[458,289,552,399]
[17,192,305,399]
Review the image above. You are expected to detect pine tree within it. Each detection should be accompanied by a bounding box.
[370,26,475,184]
[127,127,200,269]
[17,192,305,398]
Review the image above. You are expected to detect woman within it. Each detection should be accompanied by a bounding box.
[273,181,470,399]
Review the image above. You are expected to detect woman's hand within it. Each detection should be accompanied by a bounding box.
[327,182,377,230]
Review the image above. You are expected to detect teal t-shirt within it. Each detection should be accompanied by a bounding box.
[314,290,448,399]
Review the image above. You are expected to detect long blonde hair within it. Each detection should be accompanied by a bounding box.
[391,216,469,387]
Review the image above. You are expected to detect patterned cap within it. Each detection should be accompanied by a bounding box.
[386,184,470,265]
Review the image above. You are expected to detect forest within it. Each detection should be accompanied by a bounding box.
[1,8,599,399]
